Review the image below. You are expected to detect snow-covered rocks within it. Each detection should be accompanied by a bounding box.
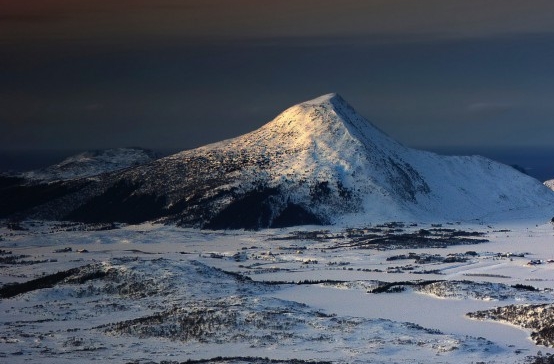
[468,304,554,347]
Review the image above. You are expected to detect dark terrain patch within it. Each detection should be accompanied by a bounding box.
[65,179,167,224]
[204,187,280,230]
[0,267,81,298]
[270,203,325,228]
[0,179,81,218]
[125,358,332,364]
[275,226,488,250]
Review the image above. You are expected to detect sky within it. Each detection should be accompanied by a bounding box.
[2,0,554,160]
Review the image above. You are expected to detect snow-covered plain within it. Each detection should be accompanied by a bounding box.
[2,218,554,363]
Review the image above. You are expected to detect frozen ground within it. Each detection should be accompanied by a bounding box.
[1,219,554,363]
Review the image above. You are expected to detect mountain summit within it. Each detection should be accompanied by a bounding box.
[2,94,553,228]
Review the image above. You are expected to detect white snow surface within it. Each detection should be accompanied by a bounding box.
[166,93,554,224]
[545,179,554,192]
[21,147,156,182]
[2,219,554,363]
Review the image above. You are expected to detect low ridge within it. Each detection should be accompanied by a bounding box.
[20,148,157,182]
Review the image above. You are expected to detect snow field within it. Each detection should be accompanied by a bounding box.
[2,219,554,362]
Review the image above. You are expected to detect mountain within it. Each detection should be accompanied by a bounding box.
[2,94,554,228]
[545,180,554,192]
[20,148,157,182]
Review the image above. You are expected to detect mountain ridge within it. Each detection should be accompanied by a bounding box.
[18,147,157,182]
[2,94,553,228]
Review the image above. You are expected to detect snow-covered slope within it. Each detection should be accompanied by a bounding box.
[3,94,554,227]
[545,179,554,192]
[21,148,157,182]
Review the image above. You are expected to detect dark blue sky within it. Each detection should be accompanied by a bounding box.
[2,0,554,158]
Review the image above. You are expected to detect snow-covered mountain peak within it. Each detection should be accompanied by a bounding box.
[5,94,554,229]
[226,93,400,159]
[301,92,340,105]
[158,94,435,226]
[268,92,386,136]
[298,92,359,114]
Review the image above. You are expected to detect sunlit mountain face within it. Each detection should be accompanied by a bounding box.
[2,94,552,229]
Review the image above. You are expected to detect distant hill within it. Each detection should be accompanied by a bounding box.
[19,148,157,182]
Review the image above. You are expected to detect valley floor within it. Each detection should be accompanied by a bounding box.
[1,219,554,363]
